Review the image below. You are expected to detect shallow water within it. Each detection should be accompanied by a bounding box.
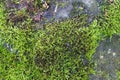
[90,35,120,80]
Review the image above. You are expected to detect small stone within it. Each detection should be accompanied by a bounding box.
[100,55,104,59]
[112,52,116,56]
[108,48,111,54]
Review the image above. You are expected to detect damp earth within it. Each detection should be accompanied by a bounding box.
[90,35,120,80]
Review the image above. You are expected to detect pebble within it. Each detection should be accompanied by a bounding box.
[112,52,116,56]
[100,55,104,59]
[107,48,111,54]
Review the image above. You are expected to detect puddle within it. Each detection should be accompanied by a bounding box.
[90,35,120,80]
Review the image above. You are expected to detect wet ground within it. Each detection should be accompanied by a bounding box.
[2,0,120,80]
[4,0,103,53]
[6,0,102,25]
[42,0,101,23]
[90,35,120,80]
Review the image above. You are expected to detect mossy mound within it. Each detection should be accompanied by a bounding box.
[0,3,99,79]
[0,0,120,80]
[32,15,98,79]
[97,0,120,37]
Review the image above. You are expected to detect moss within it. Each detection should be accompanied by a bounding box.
[0,1,102,79]
[31,14,99,79]
[117,71,120,80]
[90,1,120,79]
[1,5,97,79]
[0,0,120,80]
[97,0,120,37]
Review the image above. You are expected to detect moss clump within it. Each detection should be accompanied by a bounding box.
[0,0,120,80]
[31,14,99,79]
[117,71,120,80]
[89,1,120,79]
[0,4,98,79]
[97,0,120,37]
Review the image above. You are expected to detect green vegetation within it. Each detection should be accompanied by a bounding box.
[97,0,120,37]
[0,0,120,80]
[117,71,120,80]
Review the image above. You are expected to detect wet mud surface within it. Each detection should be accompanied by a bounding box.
[5,0,102,25]
[90,35,120,80]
